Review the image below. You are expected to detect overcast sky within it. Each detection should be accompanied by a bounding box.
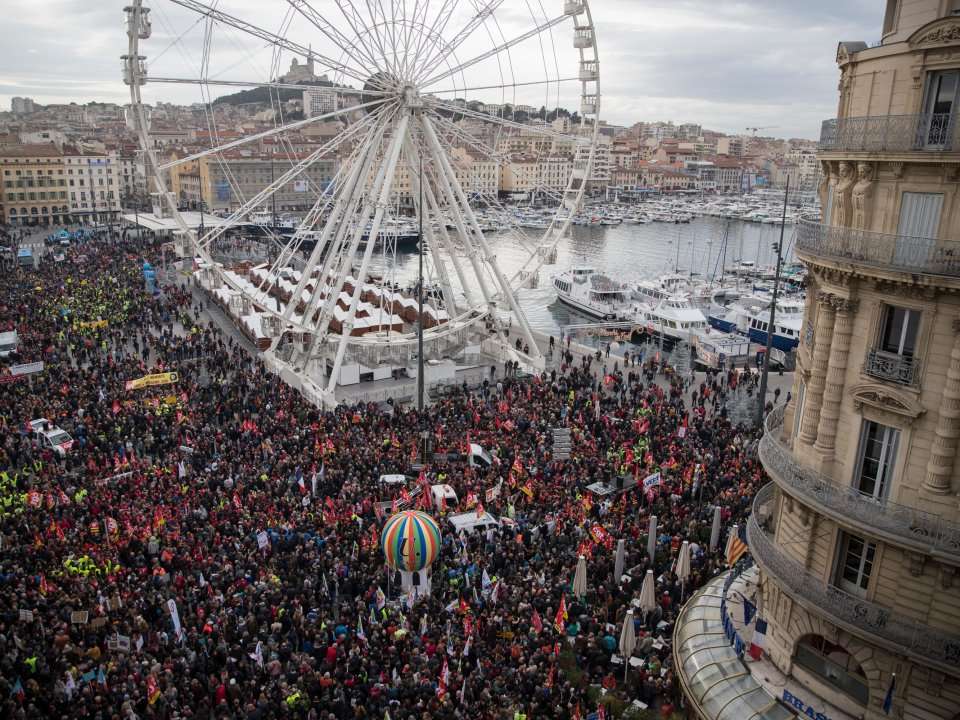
[0,0,880,139]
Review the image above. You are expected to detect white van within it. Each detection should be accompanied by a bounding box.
[430,484,458,510]
[448,511,500,535]
[29,418,74,456]
[468,443,493,469]
[0,330,18,358]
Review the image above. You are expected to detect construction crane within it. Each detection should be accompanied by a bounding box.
[746,126,779,136]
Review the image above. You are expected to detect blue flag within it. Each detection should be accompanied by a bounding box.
[882,673,895,714]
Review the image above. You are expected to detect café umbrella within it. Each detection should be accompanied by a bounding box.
[572,554,588,599]
[709,506,722,551]
[639,569,657,619]
[614,539,626,583]
[646,515,657,563]
[676,540,691,601]
[619,609,637,682]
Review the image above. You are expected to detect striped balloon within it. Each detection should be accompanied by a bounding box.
[381,510,442,572]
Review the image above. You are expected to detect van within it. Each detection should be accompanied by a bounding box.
[0,330,18,358]
[448,511,500,535]
[430,484,458,510]
[468,443,493,469]
[29,418,74,456]
[378,474,409,486]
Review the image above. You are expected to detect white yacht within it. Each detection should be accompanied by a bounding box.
[629,290,709,344]
[552,267,630,319]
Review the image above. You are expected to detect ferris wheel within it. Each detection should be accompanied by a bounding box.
[124,0,600,401]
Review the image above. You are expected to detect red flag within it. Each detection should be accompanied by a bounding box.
[39,573,50,595]
[531,608,543,633]
[146,674,161,705]
[232,493,242,511]
[554,595,567,633]
[112,399,121,415]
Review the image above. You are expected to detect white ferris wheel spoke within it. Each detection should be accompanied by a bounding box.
[427,98,588,146]
[157,98,387,171]
[410,0,456,71]
[418,13,569,88]
[422,114,542,360]
[402,134,467,312]
[148,76,365,94]
[298,103,401,337]
[196,107,390,254]
[285,0,384,77]
[426,76,579,96]
[168,0,373,84]
[256,113,385,295]
[321,113,411,392]
[278,109,395,343]
[410,0,505,82]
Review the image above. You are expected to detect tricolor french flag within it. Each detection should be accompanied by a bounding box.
[749,618,767,660]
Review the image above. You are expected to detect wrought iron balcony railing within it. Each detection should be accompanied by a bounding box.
[748,483,960,673]
[795,220,960,279]
[819,113,959,153]
[864,348,920,386]
[759,406,960,560]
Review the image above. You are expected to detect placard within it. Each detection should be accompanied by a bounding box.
[19,609,33,622]
[71,611,89,625]
[256,531,269,549]
[107,633,131,652]
[90,617,109,629]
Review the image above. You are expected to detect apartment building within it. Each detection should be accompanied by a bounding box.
[0,143,69,226]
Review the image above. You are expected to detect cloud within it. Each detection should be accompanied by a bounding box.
[0,0,879,138]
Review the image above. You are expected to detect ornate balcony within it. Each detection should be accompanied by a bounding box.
[759,406,960,561]
[795,220,960,279]
[748,483,960,674]
[864,348,920,386]
[819,113,959,153]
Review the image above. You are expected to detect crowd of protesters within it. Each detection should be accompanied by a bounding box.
[0,231,771,720]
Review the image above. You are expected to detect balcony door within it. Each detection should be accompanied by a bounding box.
[854,420,899,501]
[835,531,877,597]
[896,192,942,265]
[921,70,959,149]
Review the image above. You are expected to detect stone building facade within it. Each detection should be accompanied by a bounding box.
[757,2,960,719]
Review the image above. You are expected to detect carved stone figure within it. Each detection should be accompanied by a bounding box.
[851,162,875,230]
[818,162,832,211]
[833,161,855,227]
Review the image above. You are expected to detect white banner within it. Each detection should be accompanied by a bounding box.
[10,361,44,376]
[167,599,182,640]
[256,530,270,549]
[643,472,662,490]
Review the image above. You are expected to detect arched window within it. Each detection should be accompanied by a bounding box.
[793,634,868,706]
[8,208,15,216]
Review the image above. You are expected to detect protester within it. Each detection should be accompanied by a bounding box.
[0,232,766,719]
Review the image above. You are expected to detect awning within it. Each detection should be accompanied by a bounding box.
[673,573,794,720]
[120,211,239,232]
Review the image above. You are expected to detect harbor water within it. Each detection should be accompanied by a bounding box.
[365,216,797,338]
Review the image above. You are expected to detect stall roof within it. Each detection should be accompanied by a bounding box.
[121,211,241,232]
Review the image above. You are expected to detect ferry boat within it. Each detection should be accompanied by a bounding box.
[708,292,804,352]
[552,267,629,319]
